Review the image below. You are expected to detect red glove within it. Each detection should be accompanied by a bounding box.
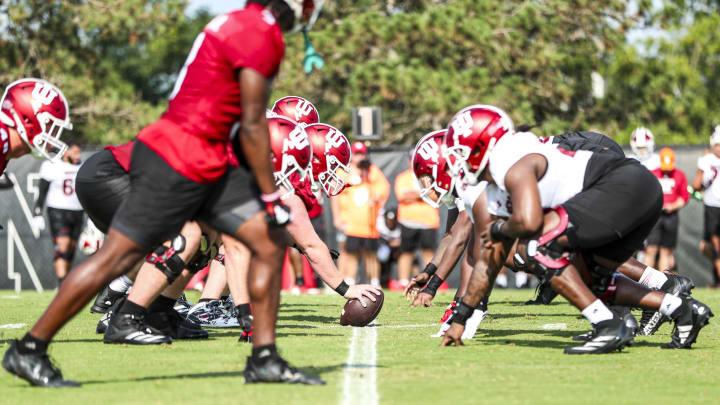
[261,190,292,227]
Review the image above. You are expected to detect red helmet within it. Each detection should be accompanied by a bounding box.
[444,104,513,184]
[268,117,312,196]
[272,96,320,126]
[305,123,351,197]
[412,129,455,208]
[1,78,72,161]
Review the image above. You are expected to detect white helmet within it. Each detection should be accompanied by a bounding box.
[711,125,720,146]
[282,0,324,32]
[630,127,654,159]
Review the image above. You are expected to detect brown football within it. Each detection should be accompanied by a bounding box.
[340,290,384,327]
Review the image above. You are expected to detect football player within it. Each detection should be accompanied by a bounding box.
[3,0,327,387]
[629,126,660,171]
[438,105,713,353]
[33,142,84,285]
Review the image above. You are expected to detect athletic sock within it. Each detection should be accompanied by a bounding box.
[495,273,508,288]
[198,298,214,303]
[295,276,304,287]
[117,299,147,317]
[370,278,380,287]
[515,271,528,288]
[148,295,176,313]
[251,344,278,364]
[638,266,668,290]
[398,279,409,287]
[659,294,683,317]
[581,299,615,325]
[109,275,133,293]
[57,276,66,286]
[235,303,251,317]
[17,333,50,355]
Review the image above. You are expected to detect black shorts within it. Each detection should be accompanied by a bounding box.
[345,236,379,253]
[111,141,262,250]
[646,212,679,248]
[310,215,327,244]
[76,149,130,234]
[563,158,663,263]
[553,131,625,157]
[399,225,437,252]
[703,205,720,241]
[47,207,84,240]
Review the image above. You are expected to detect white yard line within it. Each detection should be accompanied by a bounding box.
[325,323,435,329]
[0,323,27,329]
[341,324,379,405]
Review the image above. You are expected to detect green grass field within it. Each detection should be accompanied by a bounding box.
[1,289,719,404]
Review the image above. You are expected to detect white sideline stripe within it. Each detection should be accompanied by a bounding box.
[325,323,436,329]
[341,324,378,405]
[1,295,21,299]
[0,323,26,329]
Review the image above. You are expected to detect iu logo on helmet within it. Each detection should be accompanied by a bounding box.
[30,83,58,114]
[417,139,440,163]
[294,100,314,122]
[325,128,345,153]
[282,126,309,153]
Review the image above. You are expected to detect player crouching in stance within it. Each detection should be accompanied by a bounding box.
[0,78,72,186]
[434,105,712,353]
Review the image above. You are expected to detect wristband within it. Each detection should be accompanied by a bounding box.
[490,220,511,242]
[420,275,443,297]
[421,263,438,277]
[260,190,283,203]
[334,281,350,297]
[450,301,474,326]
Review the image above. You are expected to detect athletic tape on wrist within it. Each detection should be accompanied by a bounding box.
[421,263,438,277]
[420,275,443,297]
[451,301,474,326]
[334,281,350,297]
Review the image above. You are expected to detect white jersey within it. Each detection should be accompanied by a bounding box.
[629,153,660,171]
[454,181,488,224]
[698,153,720,207]
[488,132,591,209]
[485,183,511,218]
[440,194,466,212]
[39,159,83,211]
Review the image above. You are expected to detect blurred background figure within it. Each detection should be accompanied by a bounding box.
[390,154,439,291]
[630,127,660,170]
[376,207,401,287]
[693,126,720,287]
[331,141,389,287]
[643,147,688,271]
[33,142,84,286]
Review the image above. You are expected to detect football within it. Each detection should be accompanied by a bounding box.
[340,290,384,327]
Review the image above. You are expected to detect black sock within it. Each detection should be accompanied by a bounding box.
[453,294,463,303]
[117,299,147,317]
[236,303,251,317]
[148,295,176,313]
[295,276,304,286]
[251,344,277,363]
[198,298,214,303]
[57,276,66,286]
[17,333,50,355]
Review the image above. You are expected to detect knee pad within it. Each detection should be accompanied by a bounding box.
[53,249,76,262]
[519,206,572,280]
[146,235,187,284]
[187,234,219,273]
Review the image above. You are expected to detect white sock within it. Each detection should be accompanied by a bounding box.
[495,273,507,288]
[370,278,381,287]
[515,272,528,288]
[639,267,668,290]
[399,279,409,287]
[658,294,683,317]
[344,278,356,286]
[108,275,133,293]
[581,299,615,325]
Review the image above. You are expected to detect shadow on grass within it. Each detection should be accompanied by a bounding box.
[278,314,336,324]
[82,363,349,385]
[280,303,337,308]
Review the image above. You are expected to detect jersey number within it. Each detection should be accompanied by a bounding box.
[63,179,74,196]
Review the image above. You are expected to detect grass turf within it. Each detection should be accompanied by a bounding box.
[0,289,719,404]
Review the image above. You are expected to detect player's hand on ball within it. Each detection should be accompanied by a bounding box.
[404,272,430,300]
[411,291,434,307]
[440,323,465,346]
[344,284,382,308]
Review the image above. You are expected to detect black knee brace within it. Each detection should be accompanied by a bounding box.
[187,234,219,273]
[146,235,187,284]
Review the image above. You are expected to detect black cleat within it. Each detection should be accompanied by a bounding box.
[2,341,80,387]
[103,313,172,345]
[573,306,638,342]
[96,311,111,334]
[90,286,126,314]
[244,354,325,385]
[564,316,633,354]
[525,280,558,305]
[638,274,696,336]
[173,293,194,318]
[146,310,208,340]
[662,295,713,349]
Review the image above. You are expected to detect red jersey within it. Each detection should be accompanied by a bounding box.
[651,168,689,206]
[138,3,285,183]
[290,173,323,219]
[105,140,135,173]
[0,122,9,176]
